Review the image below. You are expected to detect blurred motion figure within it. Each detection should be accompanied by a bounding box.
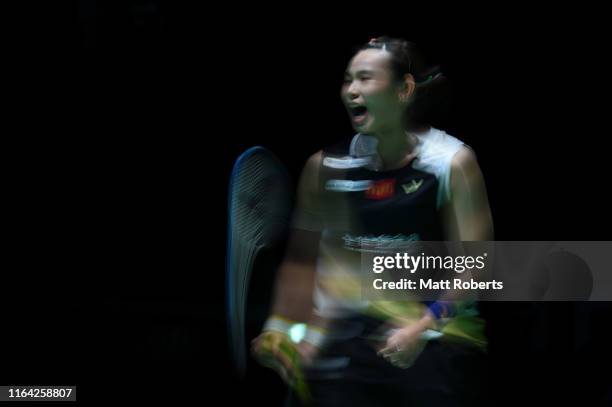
[251,37,494,406]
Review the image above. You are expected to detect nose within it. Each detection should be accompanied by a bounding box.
[345,80,360,101]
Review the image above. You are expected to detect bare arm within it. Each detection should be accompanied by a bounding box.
[426,146,495,315]
[268,151,323,321]
[252,152,325,380]
[382,146,495,364]
[443,146,494,241]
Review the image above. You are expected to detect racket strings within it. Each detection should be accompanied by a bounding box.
[228,147,291,373]
[231,154,290,245]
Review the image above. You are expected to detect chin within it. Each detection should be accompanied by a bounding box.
[354,121,373,134]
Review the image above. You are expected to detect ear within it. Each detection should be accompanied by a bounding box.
[398,73,416,103]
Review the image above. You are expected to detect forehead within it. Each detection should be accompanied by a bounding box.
[346,49,392,74]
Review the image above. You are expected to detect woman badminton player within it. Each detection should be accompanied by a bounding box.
[251,37,494,406]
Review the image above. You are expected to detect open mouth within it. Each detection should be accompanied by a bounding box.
[349,105,369,125]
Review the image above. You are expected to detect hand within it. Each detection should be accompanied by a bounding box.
[251,331,299,384]
[251,331,314,403]
[377,313,435,369]
[296,340,320,367]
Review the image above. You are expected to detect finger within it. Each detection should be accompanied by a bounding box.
[252,333,277,357]
[280,353,301,386]
[394,345,426,368]
[251,338,264,355]
[270,334,283,350]
[379,348,397,358]
[378,342,403,357]
[252,334,294,373]
[254,332,274,351]
[384,354,403,365]
[260,353,295,385]
[378,343,396,356]
[272,347,294,372]
[387,349,412,363]
[381,350,403,366]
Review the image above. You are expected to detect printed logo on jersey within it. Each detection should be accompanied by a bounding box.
[342,233,421,253]
[365,179,396,200]
[326,179,373,192]
[323,156,372,169]
[401,179,423,195]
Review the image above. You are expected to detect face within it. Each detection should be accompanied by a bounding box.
[341,49,409,134]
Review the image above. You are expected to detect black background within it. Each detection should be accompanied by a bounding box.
[2,1,611,405]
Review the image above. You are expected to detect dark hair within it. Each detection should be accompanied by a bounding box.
[357,36,449,125]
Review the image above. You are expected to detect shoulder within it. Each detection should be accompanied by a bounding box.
[448,145,487,198]
[414,128,465,182]
[450,146,480,176]
[419,127,480,178]
[296,151,324,196]
[420,127,463,152]
[306,150,324,168]
[300,151,324,181]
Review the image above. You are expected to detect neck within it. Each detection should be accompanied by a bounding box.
[368,124,428,170]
